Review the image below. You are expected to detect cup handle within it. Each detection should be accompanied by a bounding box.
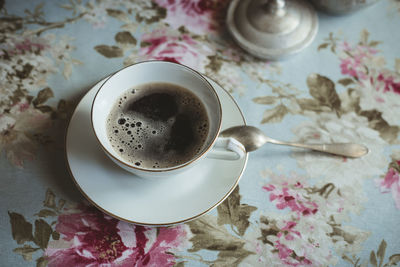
[206,137,246,160]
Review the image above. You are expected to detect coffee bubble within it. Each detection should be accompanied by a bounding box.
[106,82,209,169]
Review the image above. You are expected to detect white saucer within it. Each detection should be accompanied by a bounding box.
[66,76,248,226]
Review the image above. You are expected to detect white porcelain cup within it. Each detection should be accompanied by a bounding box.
[91,61,245,178]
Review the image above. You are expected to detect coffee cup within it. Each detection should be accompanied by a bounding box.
[91,60,245,178]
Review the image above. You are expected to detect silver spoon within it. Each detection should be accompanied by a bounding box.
[220,125,369,158]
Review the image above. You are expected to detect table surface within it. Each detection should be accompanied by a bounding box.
[1,0,400,266]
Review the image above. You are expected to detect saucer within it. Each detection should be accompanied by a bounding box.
[66,76,248,226]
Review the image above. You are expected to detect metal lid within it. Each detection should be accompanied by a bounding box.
[226,0,319,60]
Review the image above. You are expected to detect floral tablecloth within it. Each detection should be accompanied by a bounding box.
[1,0,400,266]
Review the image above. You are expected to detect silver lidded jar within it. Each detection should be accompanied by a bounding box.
[310,0,381,15]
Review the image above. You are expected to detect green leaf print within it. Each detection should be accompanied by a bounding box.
[359,109,400,144]
[318,43,329,51]
[338,78,355,87]
[13,245,40,261]
[32,87,54,107]
[94,45,124,58]
[366,240,400,267]
[387,254,400,266]
[33,219,52,249]
[8,212,34,244]
[261,104,288,124]
[51,231,60,240]
[188,215,254,265]
[173,262,185,267]
[34,209,57,218]
[395,59,400,74]
[370,251,378,267]
[115,31,137,45]
[296,98,331,113]
[377,239,387,266]
[252,96,278,105]
[106,9,130,23]
[43,189,56,209]
[307,73,341,114]
[217,186,257,236]
[36,256,48,267]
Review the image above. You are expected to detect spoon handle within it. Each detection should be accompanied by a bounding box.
[267,140,369,158]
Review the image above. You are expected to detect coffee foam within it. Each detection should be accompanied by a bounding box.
[106,83,209,169]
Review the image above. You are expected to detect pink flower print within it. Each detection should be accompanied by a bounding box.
[274,241,313,266]
[338,42,380,81]
[9,37,48,55]
[18,101,30,112]
[376,168,400,209]
[154,0,229,34]
[275,241,292,261]
[377,73,400,95]
[341,41,352,52]
[263,184,275,191]
[45,205,189,266]
[294,181,303,189]
[339,55,367,80]
[340,58,359,78]
[135,226,189,266]
[222,48,241,62]
[139,29,212,71]
[262,185,318,216]
[45,205,132,266]
[277,221,301,241]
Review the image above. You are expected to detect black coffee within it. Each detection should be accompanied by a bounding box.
[106,82,209,169]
